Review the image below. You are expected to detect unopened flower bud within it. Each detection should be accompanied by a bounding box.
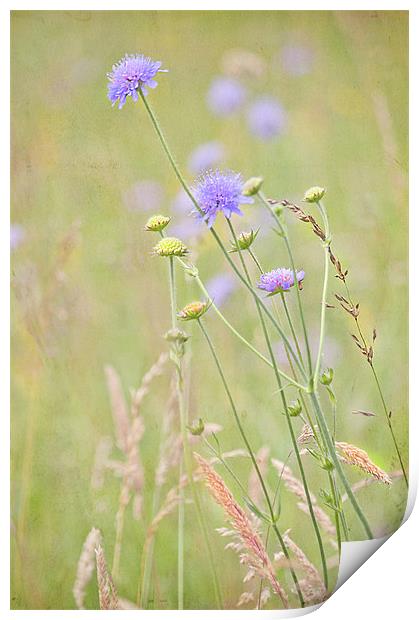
[230,229,259,252]
[177,300,211,321]
[320,367,334,386]
[287,399,302,417]
[304,186,326,203]
[242,176,264,196]
[188,418,205,436]
[153,237,189,257]
[145,214,171,232]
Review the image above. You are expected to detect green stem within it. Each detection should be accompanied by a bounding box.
[139,89,305,379]
[343,283,408,488]
[175,257,306,391]
[167,257,222,609]
[197,318,304,608]
[258,191,313,376]
[228,220,329,591]
[313,201,330,389]
[309,391,373,538]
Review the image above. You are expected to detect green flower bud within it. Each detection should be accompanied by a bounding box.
[320,367,334,386]
[153,237,189,257]
[230,229,259,252]
[188,418,205,436]
[320,457,335,472]
[145,214,171,232]
[177,300,211,321]
[287,399,302,417]
[242,176,264,196]
[304,186,326,203]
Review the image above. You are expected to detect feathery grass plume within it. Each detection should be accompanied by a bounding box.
[297,423,315,445]
[282,531,327,605]
[237,591,255,607]
[195,453,289,608]
[95,543,119,609]
[336,442,392,485]
[271,459,336,539]
[104,365,130,452]
[341,470,402,502]
[73,527,102,610]
[90,436,113,490]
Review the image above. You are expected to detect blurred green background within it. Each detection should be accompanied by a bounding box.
[11,10,408,610]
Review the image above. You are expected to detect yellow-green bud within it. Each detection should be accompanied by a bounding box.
[287,399,302,417]
[230,229,259,252]
[242,176,264,196]
[153,237,189,257]
[145,214,171,232]
[177,300,211,321]
[188,418,205,436]
[304,186,326,203]
[320,367,334,386]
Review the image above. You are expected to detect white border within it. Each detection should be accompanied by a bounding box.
[3,3,417,618]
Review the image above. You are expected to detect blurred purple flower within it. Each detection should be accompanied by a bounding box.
[207,77,247,117]
[123,180,164,212]
[206,273,237,307]
[107,53,167,109]
[257,267,305,294]
[188,141,225,175]
[193,169,253,228]
[247,97,287,141]
[281,44,314,76]
[11,224,26,251]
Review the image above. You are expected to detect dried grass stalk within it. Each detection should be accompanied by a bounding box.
[95,543,119,610]
[271,459,336,538]
[104,365,130,452]
[73,527,102,610]
[195,453,289,608]
[283,531,327,605]
[335,441,392,485]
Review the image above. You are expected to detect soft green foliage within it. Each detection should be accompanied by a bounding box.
[11,10,408,610]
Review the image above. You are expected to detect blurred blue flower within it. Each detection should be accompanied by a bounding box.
[188,141,225,175]
[123,180,164,212]
[257,267,304,294]
[207,77,247,117]
[206,273,236,307]
[10,224,26,251]
[247,97,287,141]
[107,54,167,109]
[193,170,253,227]
[281,44,314,76]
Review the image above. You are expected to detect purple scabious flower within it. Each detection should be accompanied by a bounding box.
[107,54,166,109]
[206,273,237,307]
[193,169,253,228]
[207,77,247,117]
[188,141,225,175]
[257,267,305,295]
[247,97,287,141]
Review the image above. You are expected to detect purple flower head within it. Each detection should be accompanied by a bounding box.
[247,97,287,141]
[281,44,314,76]
[207,77,247,117]
[107,54,167,109]
[193,169,253,228]
[188,141,225,175]
[257,267,305,296]
[206,273,237,307]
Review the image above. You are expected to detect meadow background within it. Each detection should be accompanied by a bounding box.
[11,10,408,610]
